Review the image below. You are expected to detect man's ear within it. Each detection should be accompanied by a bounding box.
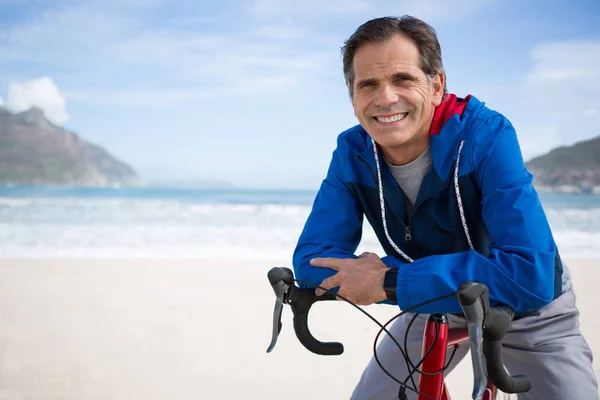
[432,72,445,106]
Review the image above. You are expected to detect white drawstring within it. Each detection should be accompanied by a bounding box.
[454,140,474,250]
[371,137,415,263]
[371,137,474,263]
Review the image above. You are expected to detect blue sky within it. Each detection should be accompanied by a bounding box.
[0,0,599,189]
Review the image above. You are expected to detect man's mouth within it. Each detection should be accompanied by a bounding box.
[374,113,408,124]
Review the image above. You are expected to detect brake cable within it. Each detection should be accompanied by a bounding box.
[295,278,457,400]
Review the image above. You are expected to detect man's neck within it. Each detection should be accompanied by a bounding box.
[381,133,431,166]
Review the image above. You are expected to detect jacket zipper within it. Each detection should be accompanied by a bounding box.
[357,154,420,259]
[406,158,457,243]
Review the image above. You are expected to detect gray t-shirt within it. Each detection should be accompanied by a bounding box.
[385,147,432,215]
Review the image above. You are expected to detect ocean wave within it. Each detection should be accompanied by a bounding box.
[0,194,598,259]
[545,208,600,232]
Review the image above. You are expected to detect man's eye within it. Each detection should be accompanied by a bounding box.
[359,82,376,89]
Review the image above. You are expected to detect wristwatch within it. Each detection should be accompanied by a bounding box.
[383,268,398,303]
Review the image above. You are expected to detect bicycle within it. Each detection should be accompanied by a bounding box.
[265,266,532,400]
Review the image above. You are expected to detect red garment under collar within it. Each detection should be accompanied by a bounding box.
[429,93,471,136]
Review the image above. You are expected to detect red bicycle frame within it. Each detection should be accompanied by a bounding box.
[418,314,496,400]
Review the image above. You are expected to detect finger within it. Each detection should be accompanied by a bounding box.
[310,257,344,270]
[316,274,341,296]
[359,252,378,260]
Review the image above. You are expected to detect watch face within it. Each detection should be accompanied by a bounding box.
[384,269,398,302]
[384,269,398,289]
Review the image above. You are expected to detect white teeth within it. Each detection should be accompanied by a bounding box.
[376,113,407,123]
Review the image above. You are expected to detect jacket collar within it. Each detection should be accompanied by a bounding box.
[429,94,483,183]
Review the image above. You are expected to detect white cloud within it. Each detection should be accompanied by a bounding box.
[520,39,600,146]
[249,0,496,22]
[451,39,600,162]
[0,96,3,107]
[0,3,339,107]
[0,0,498,111]
[0,6,140,64]
[525,41,600,84]
[7,77,69,125]
[251,25,308,40]
[104,28,333,82]
[64,75,299,107]
[249,0,371,16]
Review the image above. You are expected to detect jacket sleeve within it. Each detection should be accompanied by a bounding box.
[388,117,558,314]
[292,141,364,290]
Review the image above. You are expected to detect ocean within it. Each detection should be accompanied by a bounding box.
[1,186,599,260]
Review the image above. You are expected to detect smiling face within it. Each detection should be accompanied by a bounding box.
[350,34,445,165]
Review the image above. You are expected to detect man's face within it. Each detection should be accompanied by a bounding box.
[350,34,444,151]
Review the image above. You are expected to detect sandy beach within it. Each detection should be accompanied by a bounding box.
[0,257,597,399]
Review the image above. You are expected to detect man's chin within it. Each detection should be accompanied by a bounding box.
[368,130,413,148]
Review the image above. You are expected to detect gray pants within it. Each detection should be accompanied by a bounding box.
[350,266,598,399]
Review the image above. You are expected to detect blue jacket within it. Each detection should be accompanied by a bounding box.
[292,94,562,315]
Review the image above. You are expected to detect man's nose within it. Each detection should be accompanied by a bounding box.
[376,84,399,108]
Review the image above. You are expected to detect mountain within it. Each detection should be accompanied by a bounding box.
[0,106,140,187]
[525,135,600,193]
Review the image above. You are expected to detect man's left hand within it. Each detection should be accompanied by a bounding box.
[310,252,389,305]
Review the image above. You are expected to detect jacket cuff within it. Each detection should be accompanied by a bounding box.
[396,261,409,310]
[380,255,407,308]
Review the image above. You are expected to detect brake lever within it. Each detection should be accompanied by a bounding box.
[267,296,284,353]
[266,267,343,356]
[464,307,487,400]
[266,267,293,353]
[457,282,490,400]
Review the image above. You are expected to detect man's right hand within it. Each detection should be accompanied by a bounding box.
[310,252,389,305]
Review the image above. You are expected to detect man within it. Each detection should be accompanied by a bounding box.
[292,15,598,400]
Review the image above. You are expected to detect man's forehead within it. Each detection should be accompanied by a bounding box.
[352,36,421,77]
[353,61,421,81]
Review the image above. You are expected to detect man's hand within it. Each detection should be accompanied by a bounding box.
[309,252,389,305]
